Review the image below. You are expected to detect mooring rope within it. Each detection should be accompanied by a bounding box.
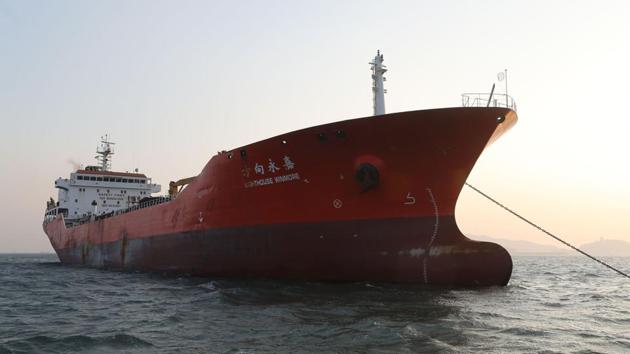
[465,182,630,280]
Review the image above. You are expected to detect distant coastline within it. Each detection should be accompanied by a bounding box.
[472,236,630,257]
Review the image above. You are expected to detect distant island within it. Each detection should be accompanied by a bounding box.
[472,235,569,256]
[472,235,630,257]
[579,239,630,257]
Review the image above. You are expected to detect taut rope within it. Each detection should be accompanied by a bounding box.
[465,183,630,280]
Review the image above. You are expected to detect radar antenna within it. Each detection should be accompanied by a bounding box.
[95,134,115,171]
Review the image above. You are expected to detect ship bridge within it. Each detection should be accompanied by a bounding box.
[44,136,160,225]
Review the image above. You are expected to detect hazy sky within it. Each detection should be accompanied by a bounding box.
[1,0,628,252]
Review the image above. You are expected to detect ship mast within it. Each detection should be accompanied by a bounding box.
[370,50,387,116]
[95,135,115,171]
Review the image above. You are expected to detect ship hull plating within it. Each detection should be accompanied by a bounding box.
[44,107,517,286]
[55,217,511,286]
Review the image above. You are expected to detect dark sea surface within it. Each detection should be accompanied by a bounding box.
[1,254,629,353]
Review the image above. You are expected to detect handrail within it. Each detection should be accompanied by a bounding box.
[52,195,173,228]
[462,92,517,111]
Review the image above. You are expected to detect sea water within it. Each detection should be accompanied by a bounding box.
[0,254,629,353]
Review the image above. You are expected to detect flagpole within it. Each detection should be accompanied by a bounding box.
[505,69,508,107]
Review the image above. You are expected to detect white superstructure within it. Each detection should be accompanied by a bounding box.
[44,136,160,225]
[370,50,387,115]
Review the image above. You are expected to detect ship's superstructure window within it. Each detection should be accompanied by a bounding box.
[97,177,103,181]
[78,176,84,180]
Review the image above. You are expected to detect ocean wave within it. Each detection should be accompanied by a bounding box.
[1,334,152,353]
[1,254,629,353]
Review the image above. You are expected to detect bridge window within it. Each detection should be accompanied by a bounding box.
[97,177,103,181]
[77,176,84,180]
[90,177,96,181]
[116,178,122,182]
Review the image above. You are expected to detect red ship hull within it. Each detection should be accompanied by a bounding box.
[44,107,517,286]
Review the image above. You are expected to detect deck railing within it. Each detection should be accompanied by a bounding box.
[462,93,517,111]
[48,195,173,228]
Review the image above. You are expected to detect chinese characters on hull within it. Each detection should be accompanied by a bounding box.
[242,155,299,189]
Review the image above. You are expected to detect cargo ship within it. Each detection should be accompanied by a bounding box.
[43,52,518,286]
